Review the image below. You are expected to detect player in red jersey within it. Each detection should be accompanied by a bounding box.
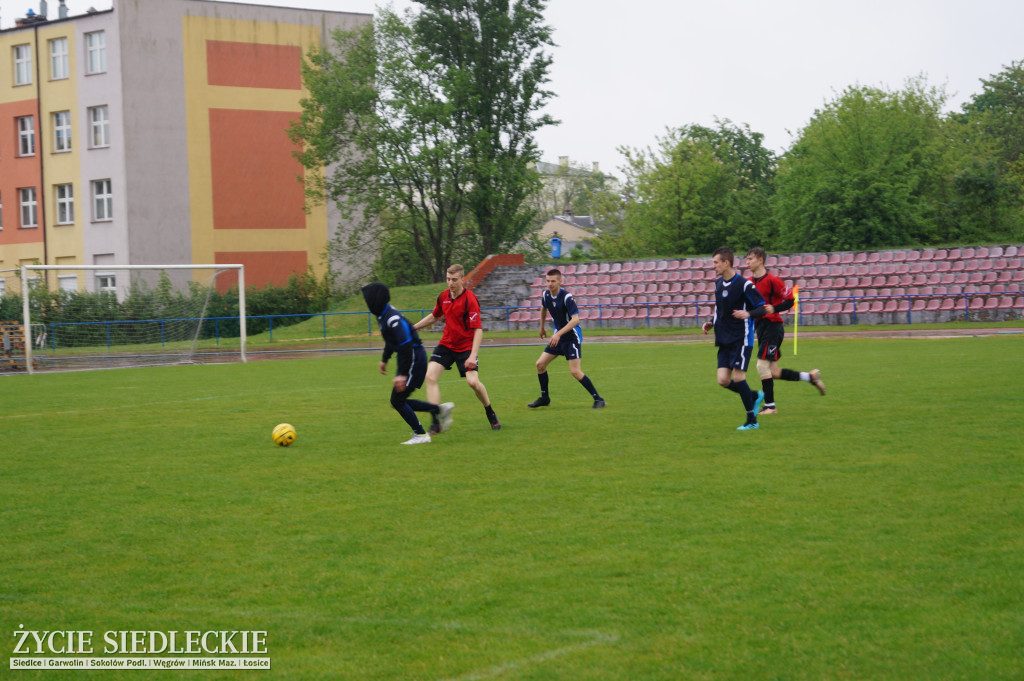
[413,264,501,431]
[744,247,826,414]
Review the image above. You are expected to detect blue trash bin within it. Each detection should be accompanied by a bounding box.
[550,237,562,259]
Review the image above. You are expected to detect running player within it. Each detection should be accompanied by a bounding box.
[413,264,501,431]
[362,283,453,445]
[526,268,606,409]
[744,247,826,414]
[701,246,768,430]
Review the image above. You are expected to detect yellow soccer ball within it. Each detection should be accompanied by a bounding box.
[272,423,297,447]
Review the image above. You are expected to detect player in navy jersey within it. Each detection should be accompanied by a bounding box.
[527,269,606,409]
[363,283,452,445]
[744,247,826,415]
[701,247,768,430]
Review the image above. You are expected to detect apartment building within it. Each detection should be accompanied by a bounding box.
[0,0,368,295]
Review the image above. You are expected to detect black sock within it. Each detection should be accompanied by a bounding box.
[779,368,800,381]
[538,371,549,396]
[485,405,495,418]
[578,375,600,399]
[728,380,757,423]
[761,378,775,406]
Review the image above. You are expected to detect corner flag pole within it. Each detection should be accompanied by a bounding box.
[793,285,799,356]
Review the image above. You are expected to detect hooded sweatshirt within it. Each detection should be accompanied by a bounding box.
[361,283,424,378]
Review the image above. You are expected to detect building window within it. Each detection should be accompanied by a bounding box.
[56,184,74,224]
[14,44,32,85]
[17,116,35,156]
[92,179,112,221]
[19,188,38,228]
[50,37,69,80]
[85,31,106,74]
[53,111,72,152]
[88,106,109,148]
[58,275,78,293]
[96,273,116,293]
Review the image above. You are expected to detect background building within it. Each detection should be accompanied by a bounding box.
[0,0,369,295]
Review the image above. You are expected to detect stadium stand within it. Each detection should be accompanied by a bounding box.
[469,246,1024,330]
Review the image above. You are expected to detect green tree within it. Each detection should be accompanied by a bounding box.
[592,120,776,257]
[773,79,953,251]
[289,2,556,285]
[416,0,556,262]
[960,60,1024,187]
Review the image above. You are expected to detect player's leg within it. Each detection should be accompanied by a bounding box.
[529,350,556,407]
[756,323,782,414]
[778,368,826,395]
[568,356,604,408]
[720,345,760,428]
[460,353,500,430]
[391,386,430,444]
[425,360,444,405]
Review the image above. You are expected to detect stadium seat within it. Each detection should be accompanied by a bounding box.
[884,300,899,313]
[869,300,884,313]
[969,297,984,310]
[940,298,957,311]
[976,247,990,258]
[621,262,634,272]
[906,251,921,262]
[840,252,853,264]
[963,247,977,258]
[911,299,926,312]
[624,308,638,320]
[891,251,907,263]
[879,251,894,263]
[984,297,999,310]
[926,299,941,312]
[1004,245,1018,257]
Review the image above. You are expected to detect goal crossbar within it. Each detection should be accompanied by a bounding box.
[20,264,247,373]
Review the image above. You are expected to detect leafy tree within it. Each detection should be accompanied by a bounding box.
[960,60,1024,188]
[592,120,776,257]
[773,79,953,251]
[290,1,556,286]
[417,0,556,262]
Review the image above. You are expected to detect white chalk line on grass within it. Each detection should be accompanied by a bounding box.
[170,607,619,680]
[435,630,620,681]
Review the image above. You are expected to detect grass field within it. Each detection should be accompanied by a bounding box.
[2,334,1023,680]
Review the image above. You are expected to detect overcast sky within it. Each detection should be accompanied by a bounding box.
[63,0,1024,177]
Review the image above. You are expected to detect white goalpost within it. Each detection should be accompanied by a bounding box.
[20,264,247,374]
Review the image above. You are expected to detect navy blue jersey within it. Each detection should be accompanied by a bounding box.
[712,273,766,346]
[377,303,427,382]
[541,288,582,343]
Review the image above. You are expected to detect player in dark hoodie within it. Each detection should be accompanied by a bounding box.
[362,283,454,445]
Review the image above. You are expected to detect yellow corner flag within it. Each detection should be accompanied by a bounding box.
[792,285,799,355]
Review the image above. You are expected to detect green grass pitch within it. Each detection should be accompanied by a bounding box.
[2,335,1023,680]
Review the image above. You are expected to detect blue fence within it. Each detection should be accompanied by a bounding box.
[36,291,1023,350]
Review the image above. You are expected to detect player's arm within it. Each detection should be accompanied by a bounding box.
[412,312,436,331]
[551,313,580,346]
[465,328,484,371]
[538,306,549,339]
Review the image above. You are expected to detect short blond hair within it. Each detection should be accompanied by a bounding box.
[447,264,465,277]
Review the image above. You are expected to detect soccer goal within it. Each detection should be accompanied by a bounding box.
[20,264,247,374]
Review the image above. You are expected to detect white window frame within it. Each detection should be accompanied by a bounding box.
[17,116,36,156]
[85,31,106,74]
[50,38,69,80]
[92,179,112,222]
[96,273,116,293]
[88,106,109,148]
[19,187,38,228]
[56,184,74,224]
[14,44,32,85]
[53,111,72,152]
[58,275,78,293]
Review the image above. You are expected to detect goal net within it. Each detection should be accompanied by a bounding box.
[19,264,247,374]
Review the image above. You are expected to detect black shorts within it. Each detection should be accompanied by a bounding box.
[543,336,582,360]
[756,320,785,361]
[430,344,477,377]
[717,340,753,372]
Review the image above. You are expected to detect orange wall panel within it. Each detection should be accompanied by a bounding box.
[206,40,302,90]
[0,100,44,245]
[215,250,307,291]
[209,108,306,230]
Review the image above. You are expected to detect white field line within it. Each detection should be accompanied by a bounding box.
[436,630,620,681]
